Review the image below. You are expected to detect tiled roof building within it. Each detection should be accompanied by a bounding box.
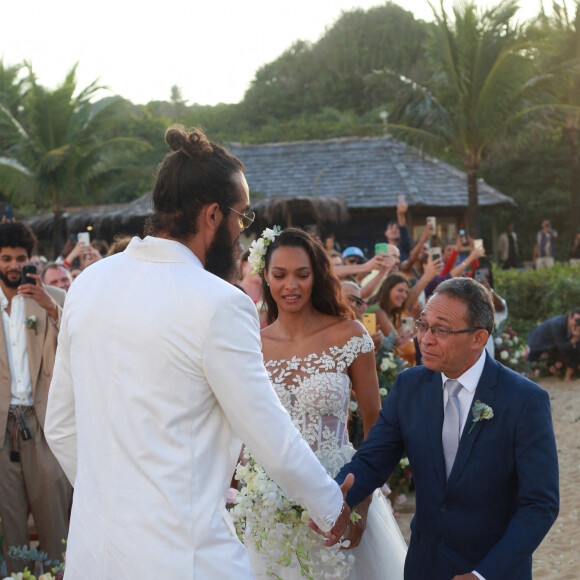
[229,135,514,210]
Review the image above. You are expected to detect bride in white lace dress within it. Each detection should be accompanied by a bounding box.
[241,227,406,579]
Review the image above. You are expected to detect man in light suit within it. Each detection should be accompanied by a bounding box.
[335,277,559,580]
[45,127,352,580]
[0,221,72,573]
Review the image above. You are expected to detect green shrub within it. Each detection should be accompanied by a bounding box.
[494,263,580,337]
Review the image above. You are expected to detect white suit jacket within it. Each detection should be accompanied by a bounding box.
[45,236,343,580]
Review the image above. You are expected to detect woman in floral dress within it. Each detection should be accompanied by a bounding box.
[239,227,406,579]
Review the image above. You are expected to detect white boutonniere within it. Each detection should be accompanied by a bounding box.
[25,315,38,335]
[468,400,493,434]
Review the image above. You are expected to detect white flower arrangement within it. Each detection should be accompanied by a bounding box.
[248,226,282,274]
[230,449,355,579]
[379,355,397,372]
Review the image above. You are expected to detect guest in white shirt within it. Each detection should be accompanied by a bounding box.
[0,221,71,574]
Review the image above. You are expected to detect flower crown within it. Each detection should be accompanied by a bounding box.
[248,226,282,274]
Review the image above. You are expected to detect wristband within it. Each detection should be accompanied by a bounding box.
[63,259,71,268]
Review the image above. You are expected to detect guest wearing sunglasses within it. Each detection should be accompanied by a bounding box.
[340,280,385,350]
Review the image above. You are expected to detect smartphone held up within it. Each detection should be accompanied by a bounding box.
[21,264,37,286]
[362,313,377,335]
[459,229,470,247]
[426,216,436,234]
[375,242,389,256]
[77,232,90,245]
[430,247,441,261]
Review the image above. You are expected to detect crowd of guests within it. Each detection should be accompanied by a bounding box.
[498,218,580,269]
[1,202,577,574]
[0,119,566,579]
[0,206,498,574]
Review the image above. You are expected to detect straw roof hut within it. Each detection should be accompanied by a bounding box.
[25,135,515,257]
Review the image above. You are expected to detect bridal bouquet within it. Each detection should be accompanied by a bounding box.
[230,449,355,580]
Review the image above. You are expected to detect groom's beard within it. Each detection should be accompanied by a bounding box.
[205,218,240,282]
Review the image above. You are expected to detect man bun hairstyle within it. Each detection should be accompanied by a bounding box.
[145,126,245,239]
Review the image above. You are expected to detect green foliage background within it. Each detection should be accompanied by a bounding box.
[0,0,579,266]
[494,263,580,336]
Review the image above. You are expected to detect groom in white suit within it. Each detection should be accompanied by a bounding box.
[45,127,351,579]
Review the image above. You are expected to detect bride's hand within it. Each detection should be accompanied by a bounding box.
[340,495,372,550]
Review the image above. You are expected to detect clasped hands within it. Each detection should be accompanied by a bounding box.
[308,473,358,548]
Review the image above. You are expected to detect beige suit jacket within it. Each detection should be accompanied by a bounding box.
[0,285,65,447]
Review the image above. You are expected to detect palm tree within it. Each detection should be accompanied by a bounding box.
[535,1,580,232]
[0,60,25,153]
[387,0,542,234]
[0,63,148,253]
[0,60,28,202]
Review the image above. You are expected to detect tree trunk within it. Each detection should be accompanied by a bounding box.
[566,127,579,235]
[52,205,64,260]
[466,163,480,237]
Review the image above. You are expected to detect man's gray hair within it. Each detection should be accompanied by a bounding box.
[433,277,495,334]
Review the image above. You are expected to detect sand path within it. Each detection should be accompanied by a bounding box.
[394,377,580,578]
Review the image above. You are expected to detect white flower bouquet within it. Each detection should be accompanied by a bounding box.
[230,449,355,579]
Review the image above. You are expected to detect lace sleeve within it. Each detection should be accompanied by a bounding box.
[330,333,375,373]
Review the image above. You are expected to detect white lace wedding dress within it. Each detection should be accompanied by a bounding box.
[245,333,407,579]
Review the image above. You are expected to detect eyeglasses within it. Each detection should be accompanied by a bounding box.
[228,207,255,231]
[413,319,485,338]
[345,257,362,264]
[347,295,366,307]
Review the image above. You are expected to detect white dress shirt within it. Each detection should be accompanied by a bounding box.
[441,349,486,435]
[441,348,488,580]
[0,288,33,406]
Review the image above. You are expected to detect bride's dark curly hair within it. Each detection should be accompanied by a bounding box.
[145,125,244,239]
[261,227,354,324]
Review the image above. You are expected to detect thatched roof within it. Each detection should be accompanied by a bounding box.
[251,195,349,228]
[24,134,516,242]
[25,192,153,240]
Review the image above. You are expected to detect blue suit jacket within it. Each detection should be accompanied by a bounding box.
[337,354,559,580]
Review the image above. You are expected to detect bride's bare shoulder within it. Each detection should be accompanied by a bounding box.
[307,317,368,354]
[260,321,279,342]
[331,317,367,341]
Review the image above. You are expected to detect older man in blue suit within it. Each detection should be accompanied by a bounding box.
[335,277,559,580]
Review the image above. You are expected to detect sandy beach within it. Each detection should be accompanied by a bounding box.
[395,377,580,578]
